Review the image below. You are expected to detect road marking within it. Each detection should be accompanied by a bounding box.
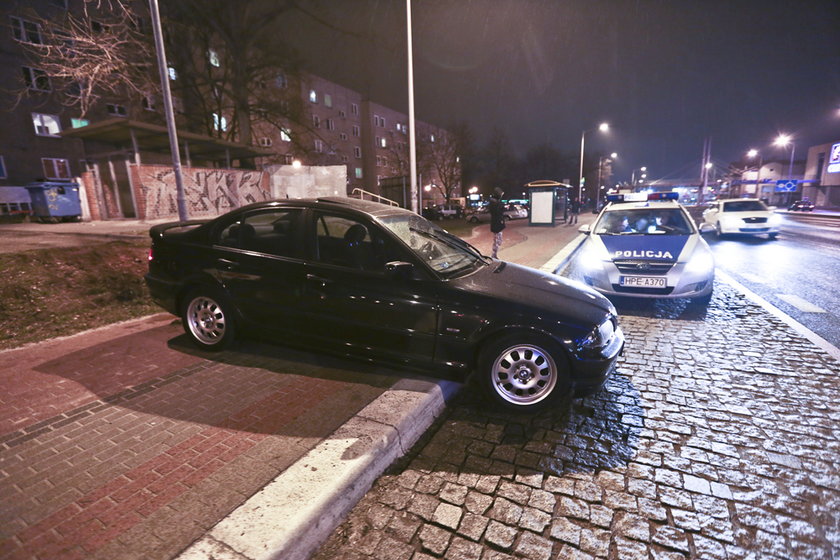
[774,294,826,313]
[740,272,769,285]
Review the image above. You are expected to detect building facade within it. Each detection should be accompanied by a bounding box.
[803,141,840,208]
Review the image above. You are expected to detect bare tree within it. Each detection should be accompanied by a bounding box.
[418,126,464,202]
[10,0,156,116]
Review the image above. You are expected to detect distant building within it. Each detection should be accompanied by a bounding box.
[803,141,840,208]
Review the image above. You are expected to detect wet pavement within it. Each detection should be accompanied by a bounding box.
[314,281,840,558]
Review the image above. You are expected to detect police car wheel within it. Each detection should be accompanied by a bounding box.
[477,334,570,412]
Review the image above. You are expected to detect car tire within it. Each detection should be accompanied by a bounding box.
[181,289,237,351]
[715,223,724,238]
[476,334,570,412]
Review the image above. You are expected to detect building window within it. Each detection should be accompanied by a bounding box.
[107,104,127,117]
[341,155,348,163]
[339,109,346,118]
[258,137,272,147]
[374,115,381,127]
[71,117,89,128]
[42,158,71,179]
[213,112,227,131]
[275,73,287,88]
[22,67,50,92]
[11,17,43,44]
[280,127,291,142]
[283,154,294,164]
[208,49,220,67]
[351,103,358,115]
[142,95,156,111]
[379,137,387,148]
[430,134,436,143]
[309,89,318,103]
[324,94,332,108]
[0,155,6,179]
[314,139,324,153]
[355,167,363,179]
[168,66,177,80]
[325,118,335,131]
[339,132,348,141]
[32,113,61,137]
[352,125,360,137]
[312,115,320,128]
[354,146,361,159]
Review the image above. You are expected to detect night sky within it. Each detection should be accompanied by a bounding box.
[280,1,840,184]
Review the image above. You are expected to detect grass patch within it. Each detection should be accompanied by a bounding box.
[0,241,160,350]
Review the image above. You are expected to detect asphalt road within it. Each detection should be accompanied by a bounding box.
[704,212,840,348]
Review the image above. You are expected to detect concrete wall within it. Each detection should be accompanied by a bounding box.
[130,165,272,220]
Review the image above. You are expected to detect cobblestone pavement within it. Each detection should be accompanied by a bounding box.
[315,281,840,560]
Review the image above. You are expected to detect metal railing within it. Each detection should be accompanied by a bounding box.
[350,188,399,207]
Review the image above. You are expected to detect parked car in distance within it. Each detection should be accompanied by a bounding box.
[436,203,464,219]
[467,204,526,223]
[700,198,781,239]
[788,200,815,212]
[145,197,624,412]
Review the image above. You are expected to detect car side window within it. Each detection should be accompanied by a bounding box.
[217,209,303,258]
[314,213,396,272]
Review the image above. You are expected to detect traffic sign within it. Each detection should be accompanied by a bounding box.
[775,180,798,193]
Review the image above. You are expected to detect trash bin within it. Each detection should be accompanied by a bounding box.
[25,181,82,223]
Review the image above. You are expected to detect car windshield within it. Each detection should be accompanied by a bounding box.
[379,213,486,278]
[723,201,768,212]
[594,208,693,235]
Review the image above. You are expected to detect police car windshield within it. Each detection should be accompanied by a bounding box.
[595,208,692,235]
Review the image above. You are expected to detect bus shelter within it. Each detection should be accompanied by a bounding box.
[525,180,573,226]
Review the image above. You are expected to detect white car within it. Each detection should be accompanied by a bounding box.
[573,192,715,303]
[701,198,780,239]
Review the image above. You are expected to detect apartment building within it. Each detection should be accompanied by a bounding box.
[2,1,458,209]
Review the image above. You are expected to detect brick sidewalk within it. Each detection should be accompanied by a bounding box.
[0,315,396,560]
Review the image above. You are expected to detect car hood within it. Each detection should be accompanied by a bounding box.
[452,261,616,322]
[596,234,694,262]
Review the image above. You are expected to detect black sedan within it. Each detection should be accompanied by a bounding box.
[145,197,624,412]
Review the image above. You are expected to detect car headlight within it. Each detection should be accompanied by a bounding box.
[577,242,610,274]
[684,248,714,275]
[579,316,615,350]
[769,213,782,226]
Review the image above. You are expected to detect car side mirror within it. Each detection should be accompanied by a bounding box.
[578,224,591,234]
[385,261,414,280]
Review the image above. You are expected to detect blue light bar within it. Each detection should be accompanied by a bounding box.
[647,192,679,200]
[606,194,625,202]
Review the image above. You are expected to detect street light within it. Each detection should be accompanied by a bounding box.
[773,134,796,179]
[579,122,609,204]
[746,149,762,199]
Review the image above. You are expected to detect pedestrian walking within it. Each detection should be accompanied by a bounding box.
[488,187,506,259]
[569,197,580,225]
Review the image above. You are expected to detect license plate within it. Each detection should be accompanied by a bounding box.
[620,276,666,288]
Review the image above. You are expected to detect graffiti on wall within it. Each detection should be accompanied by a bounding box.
[138,165,271,219]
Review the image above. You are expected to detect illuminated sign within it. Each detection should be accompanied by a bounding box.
[828,142,840,174]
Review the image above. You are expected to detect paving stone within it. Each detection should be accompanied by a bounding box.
[419,523,450,556]
[514,531,554,560]
[484,520,518,550]
[432,502,462,530]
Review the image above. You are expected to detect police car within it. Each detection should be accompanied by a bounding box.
[574,192,715,303]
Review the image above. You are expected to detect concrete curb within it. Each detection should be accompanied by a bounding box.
[540,232,587,274]
[175,377,461,560]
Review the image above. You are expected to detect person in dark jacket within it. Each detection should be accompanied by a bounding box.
[488,187,506,259]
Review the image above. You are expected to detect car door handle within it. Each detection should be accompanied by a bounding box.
[217,258,239,270]
[306,274,331,288]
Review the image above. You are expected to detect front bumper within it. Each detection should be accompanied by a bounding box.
[583,262,714,299]
[571,325,625,397]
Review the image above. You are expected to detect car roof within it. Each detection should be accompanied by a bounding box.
[231,197,414,219]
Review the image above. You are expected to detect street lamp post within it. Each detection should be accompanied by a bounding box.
[597,152,617,210]
[579,122,609,206]
[773,134,796,205]
[747,149,762,199]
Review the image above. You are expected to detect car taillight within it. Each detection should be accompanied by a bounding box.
[148,248,154,262]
